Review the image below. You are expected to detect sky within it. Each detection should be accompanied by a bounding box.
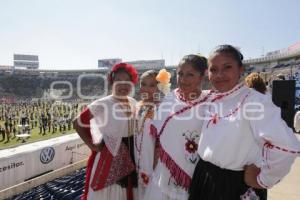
[0,0,299,70]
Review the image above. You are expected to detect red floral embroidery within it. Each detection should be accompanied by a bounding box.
[140,172,149,185]
[183,131,200,164]
[185,140,198,153]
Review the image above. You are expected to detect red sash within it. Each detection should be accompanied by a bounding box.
[91,142,136,197]
[91,145,113,190]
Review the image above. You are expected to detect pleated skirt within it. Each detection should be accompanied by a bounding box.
[188,158,267,200]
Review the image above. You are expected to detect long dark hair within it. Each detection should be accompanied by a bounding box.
[209,45,244,67]
[178,54,208,75]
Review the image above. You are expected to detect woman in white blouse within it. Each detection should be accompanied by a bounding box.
[144,55,210,200]
[74,63,138,200]
[189,45,300,200]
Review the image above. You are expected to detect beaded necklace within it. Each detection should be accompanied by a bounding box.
[175,88,202,105]
[135,103,154,134]
[134,102,155,169]
[157,91,212,138]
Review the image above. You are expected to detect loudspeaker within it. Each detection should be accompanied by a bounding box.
[272,80,295,129]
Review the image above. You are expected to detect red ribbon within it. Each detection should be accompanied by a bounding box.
[206,114,218,128]
[90,145,113,191]
[127,176,134,200]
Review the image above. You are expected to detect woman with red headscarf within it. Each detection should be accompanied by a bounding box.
[74,63,138,200]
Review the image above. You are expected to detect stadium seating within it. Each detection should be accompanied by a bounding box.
[7,168,86,200]
[0,73,105,99]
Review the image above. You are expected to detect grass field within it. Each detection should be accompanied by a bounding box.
[0,121,76,150]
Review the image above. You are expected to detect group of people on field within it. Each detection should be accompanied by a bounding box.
[0,100,79,143]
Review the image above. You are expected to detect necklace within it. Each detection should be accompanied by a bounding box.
[135,104,154,134]
[175,89,201,104]
[134,102,155,170]
[157,91,212,138]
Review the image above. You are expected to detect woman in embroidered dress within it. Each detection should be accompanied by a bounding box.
[189,45,300,200]
[73,63,138,200]
[144,54,210,200]
[134,70,161,199]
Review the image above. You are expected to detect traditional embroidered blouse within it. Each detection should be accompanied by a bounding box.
[198,83,300,189]
[88,95,136,156]
[149,89,210,198]
[79,95,138,200]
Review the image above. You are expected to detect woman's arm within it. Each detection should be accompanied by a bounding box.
[73,108,103,152]
[248,95,300,189]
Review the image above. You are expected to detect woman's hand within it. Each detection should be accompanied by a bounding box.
[244,164,264,189]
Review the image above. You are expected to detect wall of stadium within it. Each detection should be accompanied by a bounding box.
[0,134,90,191]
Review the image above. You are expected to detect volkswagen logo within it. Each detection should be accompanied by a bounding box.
[40,147,55,164]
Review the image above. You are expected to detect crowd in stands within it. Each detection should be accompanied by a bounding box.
[0,73,105,99]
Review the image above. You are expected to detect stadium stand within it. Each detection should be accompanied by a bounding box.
[6,168,85,200]
[1,159,87,200]
[0,69,106,99]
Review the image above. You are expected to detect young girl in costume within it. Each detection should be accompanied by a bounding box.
[74,63,138,200]
[134,70,163,199]
[189,45,300,200]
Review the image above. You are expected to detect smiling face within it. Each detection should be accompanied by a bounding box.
[112,71,132,97]
[139,76,159,102]
[208,52,244,92]
[177,64,203,95]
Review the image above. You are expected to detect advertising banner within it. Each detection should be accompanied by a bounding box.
[0,134,90,190]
